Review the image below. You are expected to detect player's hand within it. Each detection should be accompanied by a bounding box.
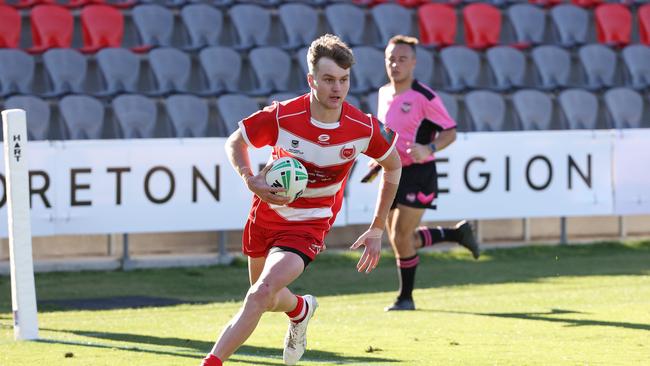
[405,141,432,163]
[245,164,291,206]
[350,228,383,273]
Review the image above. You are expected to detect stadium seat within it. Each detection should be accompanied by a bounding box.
[529,0,562,7]
[325,4,366,46]
[595,4,631,47]
[571,0,602,8]
[165,94,209,137]
[512,89,554,130]
[464,90,508,131]
[4,95,51,140]
[604,87,644,129]
[346,94,362,109]
[147,47,192,96]
[248,46,293,96]
[463,3,501,50]
[180,4,223,51]
[59,94,105,139]
[296,46,310,79]
[578,44,617,90]
[414,46,434,86]
[42,48,88,97]
[640,4,650,46]
[439,46,481,92]
[531,45,571,90]
[278,3,318,50]
[558,89,599,129]
[28,5,73,53]
[551,4,589,48]
[371,3,414,47]
[436,91,458,124]
[350,46,387,94]
[132,4,174,48]
[79,4,124,53]
[366,91,379,117]
[112,94,159,138]
[0,5,20,48]
[198,46,242,95]
[139,0,186,7]
[0,49,34,97]
[417,3,456,48]
[486,46,526,91]
[228,4,271,50]
[267,92,299,105]
[508,3,546,48]
[622,44,650,90]
[96,48,140,96]
[216,94,260,135]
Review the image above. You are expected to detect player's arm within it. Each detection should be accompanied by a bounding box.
[224,128,290,206]
[351,148,401,273]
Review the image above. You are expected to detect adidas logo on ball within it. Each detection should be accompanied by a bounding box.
[265,157,309,203]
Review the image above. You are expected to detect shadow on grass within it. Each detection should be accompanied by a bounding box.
[38,328,398,365]
[427,308,650,332]
[3,240,650,313]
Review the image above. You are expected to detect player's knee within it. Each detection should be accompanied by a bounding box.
[391,227,413,246]
[246,282,275,312]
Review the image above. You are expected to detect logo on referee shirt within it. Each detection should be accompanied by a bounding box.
[339,145,356,160]
[401,102,412,113]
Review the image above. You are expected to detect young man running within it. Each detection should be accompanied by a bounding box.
[200,34,401,366]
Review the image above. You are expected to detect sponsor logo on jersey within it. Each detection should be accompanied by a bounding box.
[317,134,330,144]
[339,145,356,160]
[291,139,299,148]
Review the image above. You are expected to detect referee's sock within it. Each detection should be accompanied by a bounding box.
[397,255,419,300]
[416,226,461,247]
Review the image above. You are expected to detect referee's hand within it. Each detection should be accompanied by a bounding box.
[405,141,431,163]
[245,164,291,206]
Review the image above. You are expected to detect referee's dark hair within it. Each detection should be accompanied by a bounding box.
[388,35,418,52]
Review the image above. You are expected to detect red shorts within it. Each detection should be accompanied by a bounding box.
[242,219,326,260]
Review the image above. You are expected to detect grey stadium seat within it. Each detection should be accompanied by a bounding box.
[217,94,260,135]
[133,4,174,47]
[278,3,319,50]
[366,91,379,117]
[0,49,34,97]
[512,89,554,130]
[199,46,242,95]
[550,4,589,48]
[604,88,645,129]
[148,47,191,96]
[486,46,526,91]
[59,95,105,139]
[440,46,481,92]
[579,44,617,91]
[436,91,458,124]
[531,45,571,90]
[622,45,650,90]
[96,48,140,97]
[267,92,299,105]
[42,48,87,97]
[558,89,599,129]
[371,3,414,47]
[228,4,271,50]
[248,46,292,96]
[112,94,159,138]
[465,90,507,131]
[415,46,434,86]
[346,94,361,110]
[350,46,387,94]
[296,46,309,76]
[325,4,366,46]
[508,3,546,46]
[180,4,223,50]
[165,94,209,137]
[4,95,51,140]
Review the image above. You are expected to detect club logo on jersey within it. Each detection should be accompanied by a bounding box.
[291,139,299,148]
[309,243,323,255]
[317,134,330,144]
[401,102,412,113]
[339,145,356,160]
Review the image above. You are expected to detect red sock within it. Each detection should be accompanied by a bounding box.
[285,295,308,323]
[201,354,222,366]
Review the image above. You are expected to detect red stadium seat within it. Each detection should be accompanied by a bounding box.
[595,4,631,46]
[0,5,20,48]
[571,0,603,8]
[529,0,562,6]
[28,5,72,53]
[418,4,456,48]
[640,4,650,46]
[463,3,501,50]
[80,4,124,53]
[4,0,54,9]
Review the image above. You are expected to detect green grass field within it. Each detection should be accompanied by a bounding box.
[1,241,649,365]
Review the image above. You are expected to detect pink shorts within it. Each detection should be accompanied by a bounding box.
[242,220,325,260]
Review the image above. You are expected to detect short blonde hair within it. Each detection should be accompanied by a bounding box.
[388,35,419,52]
[307,34,355,74]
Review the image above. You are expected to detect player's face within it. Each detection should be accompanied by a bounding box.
[308,57,350,110]
[385,43,416,84]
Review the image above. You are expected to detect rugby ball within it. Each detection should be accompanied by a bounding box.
[265,157,309,202]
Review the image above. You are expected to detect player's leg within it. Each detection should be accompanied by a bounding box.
[385,204,426,311]
[248,255,299,313]
[208,250,305,363]
[415,220,480,259]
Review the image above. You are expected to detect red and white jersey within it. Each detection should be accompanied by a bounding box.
[239,94,396,239]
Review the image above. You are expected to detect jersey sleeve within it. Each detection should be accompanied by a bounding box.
[364,116,397,161]
[238,102,279,148]
[424,93,457,130]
